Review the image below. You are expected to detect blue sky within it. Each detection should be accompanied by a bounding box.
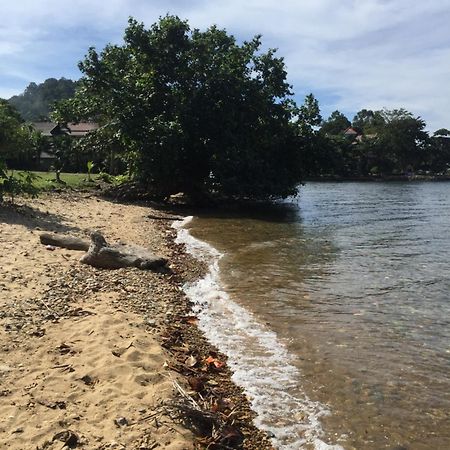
[1,0,449,131]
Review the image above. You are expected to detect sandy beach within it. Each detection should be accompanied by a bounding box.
[0,192,272,450]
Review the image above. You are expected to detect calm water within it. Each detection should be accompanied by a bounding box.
[180,182,450,450]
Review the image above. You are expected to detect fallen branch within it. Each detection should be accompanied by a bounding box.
[80,231,168,270]
[39,233,89,251]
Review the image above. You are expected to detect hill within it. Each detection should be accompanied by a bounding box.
[8,78,78,121]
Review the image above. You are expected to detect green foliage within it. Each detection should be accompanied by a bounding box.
[434,128,450,137]
[0,166,40,203]
[297,94,322,136]
[0,99,47,170]
[320,110,351,135]
[302,107,437,178]
[1,99,25,156]
[50,135,73,182]
[54,15,302,200]
[375,111,428,173]
[86,160,95,181]
[352,109,384,134]
[428,132,450,173]
[8,78,78,121]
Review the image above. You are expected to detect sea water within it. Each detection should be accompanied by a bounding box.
[174,182,450,450]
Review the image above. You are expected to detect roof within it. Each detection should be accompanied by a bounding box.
[32,122,58,136]
[31,122,99,137]
[343,127,359,136]
[67,122,99,137]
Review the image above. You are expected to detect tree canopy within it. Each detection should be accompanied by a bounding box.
[309,107,443,178]
[0,99,28,160]
[320,110,351,136]
[54,16,302,200]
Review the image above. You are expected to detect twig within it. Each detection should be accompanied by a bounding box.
[139,411,162,422]
[39,298,54,314]
[173,380,201,411]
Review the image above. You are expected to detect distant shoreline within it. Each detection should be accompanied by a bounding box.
[304,174,450,182]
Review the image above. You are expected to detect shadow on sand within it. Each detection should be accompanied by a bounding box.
[0,202,83,234]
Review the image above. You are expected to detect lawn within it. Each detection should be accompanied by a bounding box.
[13,170,89,189]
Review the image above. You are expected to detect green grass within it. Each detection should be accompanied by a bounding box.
[11,170,90,189]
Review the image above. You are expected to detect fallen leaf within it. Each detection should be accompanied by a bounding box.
[188,377,204,392]
[184,316,199,326]
[185,355,198,368]
[205,356,225,369]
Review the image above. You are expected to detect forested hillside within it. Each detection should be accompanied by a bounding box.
[9,78,78,121]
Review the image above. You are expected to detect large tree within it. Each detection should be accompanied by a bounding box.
[376,109,429,173]
[55,16,302,200]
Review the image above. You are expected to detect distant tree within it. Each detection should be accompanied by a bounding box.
[375,110,429,173]
[428,129,450,173]
[50,135,73,182]
[352,109,384,134]
[9,78,78,121]
[55,16,303,200]
[297,93,322,135]
[0,100,31,163]
[433,128,450,137]
[296,94,324,177]
[320,110,351,135]
[0,100,39,201]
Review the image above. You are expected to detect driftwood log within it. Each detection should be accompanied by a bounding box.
[39,231,167,271]
[39,233,89,251]
[79,231,167,270]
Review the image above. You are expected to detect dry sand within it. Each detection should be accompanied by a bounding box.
[0,192,273,450]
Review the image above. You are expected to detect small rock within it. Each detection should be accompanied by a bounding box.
[114,416,129,427]
[80,374,96,386]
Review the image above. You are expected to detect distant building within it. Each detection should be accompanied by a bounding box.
[31,122,99,170]
[32,122,68,137]
[343,126,359,137]
[31,121,98,138]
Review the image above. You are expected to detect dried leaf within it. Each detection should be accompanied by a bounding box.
[185,355,198,368]
[188,377,204,392]
[205,356,225,369]
[184,316,199,326]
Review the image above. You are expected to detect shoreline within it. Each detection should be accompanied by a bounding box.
[0,192,272,449]
[304,174,450,182]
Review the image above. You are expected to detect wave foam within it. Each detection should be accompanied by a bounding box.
[173,216,344,450]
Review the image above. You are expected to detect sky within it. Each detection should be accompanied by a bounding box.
[1,0,449,131]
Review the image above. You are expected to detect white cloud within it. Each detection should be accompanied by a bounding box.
[0,0,449,130]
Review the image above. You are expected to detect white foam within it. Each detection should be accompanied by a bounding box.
[173,216,345,450]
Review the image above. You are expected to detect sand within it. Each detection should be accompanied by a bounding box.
[0,193,195,449]
[0,192,273,450]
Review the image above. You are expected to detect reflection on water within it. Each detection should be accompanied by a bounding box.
[187,182,450,450]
